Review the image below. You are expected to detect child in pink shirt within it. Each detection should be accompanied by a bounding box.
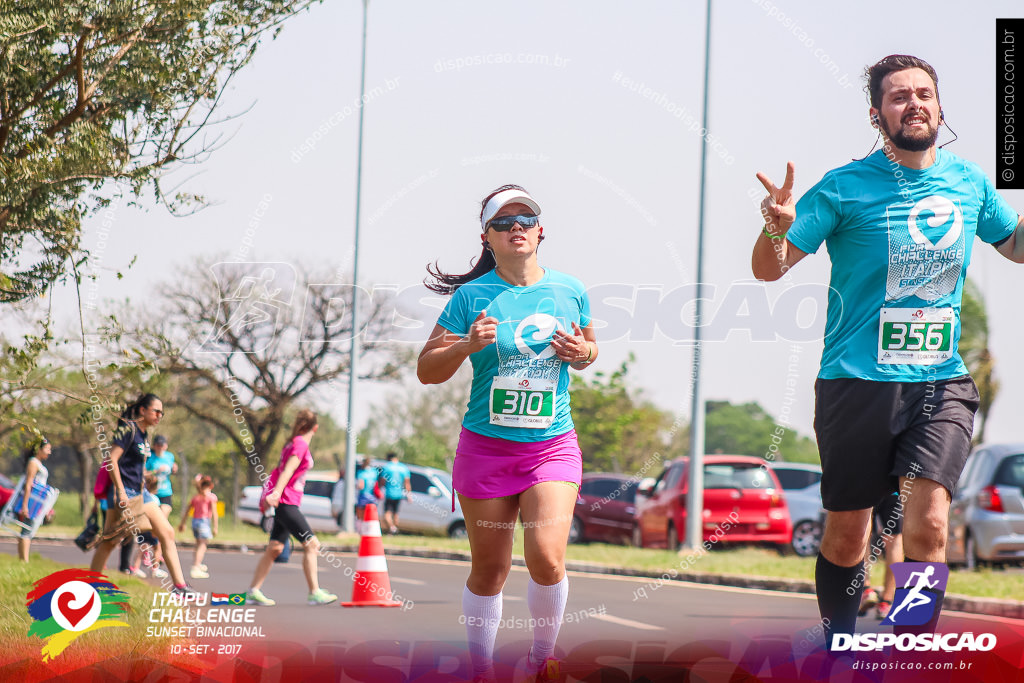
[178,475,218,579]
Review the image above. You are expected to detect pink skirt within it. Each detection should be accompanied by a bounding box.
[452,427,583,499]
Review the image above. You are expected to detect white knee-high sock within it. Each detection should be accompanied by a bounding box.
[463,586,502,677]
[527,576,568,666]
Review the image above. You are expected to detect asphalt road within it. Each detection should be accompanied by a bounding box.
[7,539,1024,682]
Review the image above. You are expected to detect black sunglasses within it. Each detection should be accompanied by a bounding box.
[486,215,540,232]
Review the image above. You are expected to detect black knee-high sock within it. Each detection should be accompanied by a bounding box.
[816,553,866,646]
[119,536,135,571]
[894,557,946,634]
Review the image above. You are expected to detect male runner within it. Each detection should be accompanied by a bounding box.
[751,54,1024,645]
[379,452,411,534]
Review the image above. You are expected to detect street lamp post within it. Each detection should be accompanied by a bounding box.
[683,0,713,551]
[343,0,370,534]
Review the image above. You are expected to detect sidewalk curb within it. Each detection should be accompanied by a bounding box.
[30,536,1024,619]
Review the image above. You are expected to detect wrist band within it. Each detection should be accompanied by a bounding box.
[577,344,593,364]
[762,225,786,240]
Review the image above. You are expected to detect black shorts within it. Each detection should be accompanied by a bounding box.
[269,504,314,546]
[814,375,979,511]
[158,495,173,507]
[873,493,904,536]
[384,498,402,515]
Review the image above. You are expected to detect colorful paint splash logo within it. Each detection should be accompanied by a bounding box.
[25,569,130,661]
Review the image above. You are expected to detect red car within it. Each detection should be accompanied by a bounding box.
[570,473,640,545]
[632,455,792,551]
[0,474,13,508]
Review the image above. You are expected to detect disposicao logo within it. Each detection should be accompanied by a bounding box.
[831,561,997,653]
[882,561,948,627]
[25,569,130,661]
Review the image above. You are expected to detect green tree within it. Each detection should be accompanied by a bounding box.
[0,0,321,301]
[570,355,682,474]
[959,279,998,443]
[704,400,819,464]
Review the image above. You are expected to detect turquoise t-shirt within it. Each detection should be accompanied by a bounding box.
[786,149,1018,382]
[145,451,176,497]
[356,466,380,500]
[437,268,591,441]
[379,461,410,500]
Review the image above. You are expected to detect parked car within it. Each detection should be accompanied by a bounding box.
[237,472,341,534]
[0,474,15,509]
[571,473,639,545]
[947,444,1024,570]
[330,461,467,538]
[771,463,825,557]
[632,455,793,552]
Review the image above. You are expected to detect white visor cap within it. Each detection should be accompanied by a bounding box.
[480,189,542,232]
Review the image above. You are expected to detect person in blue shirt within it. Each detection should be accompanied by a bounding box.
[378,452,410,534]
[418,185,597,682]
[354,458,381,524]
[145,434,178,515]
[752,55,1024,646]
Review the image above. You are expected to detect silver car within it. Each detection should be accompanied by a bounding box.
[947,444,1024,570]
[771,463,825,557]
[237,475,340,534]
[330,461,467,538]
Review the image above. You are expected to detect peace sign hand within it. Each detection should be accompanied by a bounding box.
[756,162,797,235]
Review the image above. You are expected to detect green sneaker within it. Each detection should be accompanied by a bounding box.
[247,588,276,606]
[307,588,338,606]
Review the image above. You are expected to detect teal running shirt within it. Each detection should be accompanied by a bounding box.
[786,149,1018,381]
[437,268,591,441]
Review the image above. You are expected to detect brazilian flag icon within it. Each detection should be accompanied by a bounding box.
[229,594,246,606]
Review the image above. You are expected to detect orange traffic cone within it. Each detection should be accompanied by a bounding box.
[342,504,402,607]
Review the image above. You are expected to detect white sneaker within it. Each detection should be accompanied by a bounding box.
[189,566,210,579]
[152,566,169,579]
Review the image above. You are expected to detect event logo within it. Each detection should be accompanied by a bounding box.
[907,195,963,251]
[26,569,129,661]
[885,195,965,302]
[514,313,562,359]
[882,561,949,627]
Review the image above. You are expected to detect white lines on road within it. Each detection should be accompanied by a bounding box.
[389,577,426,585]
[590,613,663,631]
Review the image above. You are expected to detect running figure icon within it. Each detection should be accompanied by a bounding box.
[886,564,938,622]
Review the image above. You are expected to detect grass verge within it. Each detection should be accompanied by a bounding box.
[0,553,202,678]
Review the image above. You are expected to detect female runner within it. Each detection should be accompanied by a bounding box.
[418,185,597,682]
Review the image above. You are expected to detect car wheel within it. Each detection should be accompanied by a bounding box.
[568,516,584,544]
[965,534,981,571]
[448,521,467,539]
[632,524,644,549]
[260,515,274,534]
[667,523,679,552]
[791,520,823,557]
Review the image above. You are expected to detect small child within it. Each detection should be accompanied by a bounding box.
[178,475,218,579]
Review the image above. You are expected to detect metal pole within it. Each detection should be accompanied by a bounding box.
[684,0,713,551]
[343,0,369,534]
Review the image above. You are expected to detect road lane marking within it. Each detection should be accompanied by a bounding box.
[390,577,426,585]
[590,613,663,631]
